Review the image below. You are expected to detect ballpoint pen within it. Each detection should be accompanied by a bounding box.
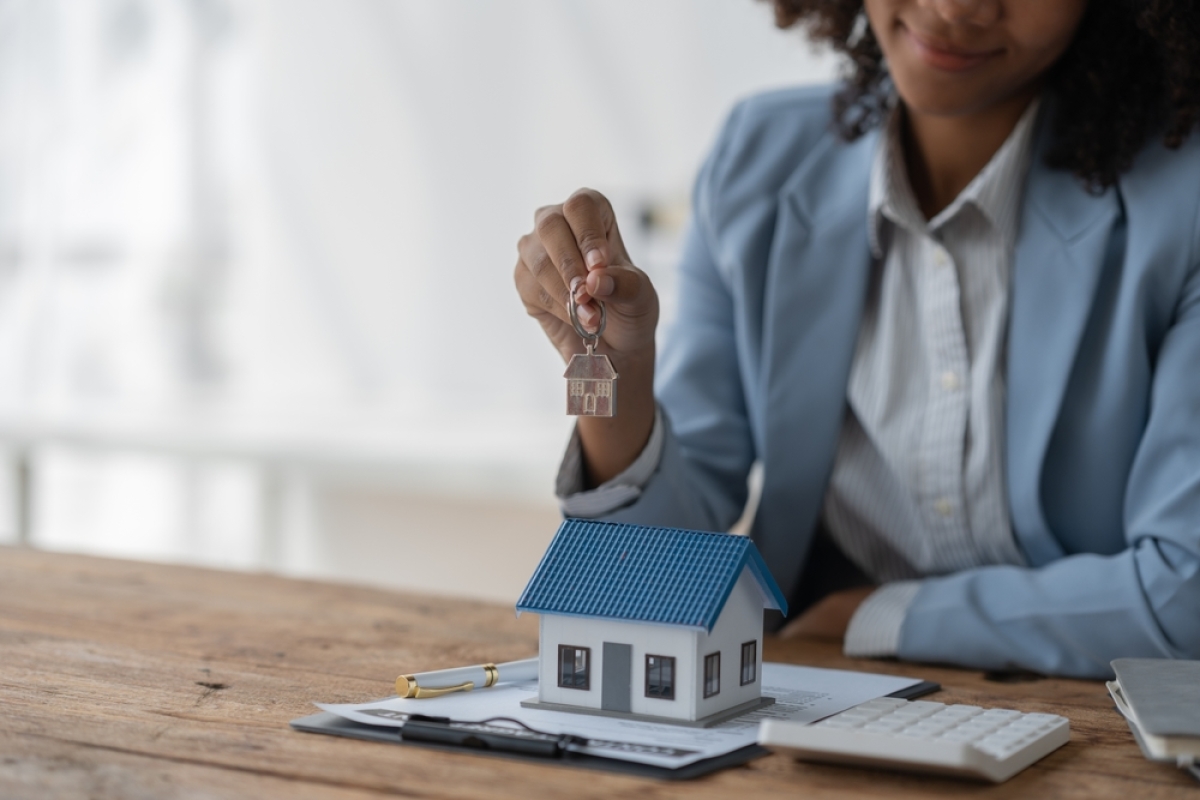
[395,657,539,698]
[399,714,587,758]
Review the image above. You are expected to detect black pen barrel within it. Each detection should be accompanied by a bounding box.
[400,720,564,758]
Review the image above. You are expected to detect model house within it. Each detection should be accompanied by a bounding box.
[563,353,617,416]
[516,518,788,726]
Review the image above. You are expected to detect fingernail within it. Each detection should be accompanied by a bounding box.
[585,249,604,270]
[590,274,614,297]
[578,303,597,325]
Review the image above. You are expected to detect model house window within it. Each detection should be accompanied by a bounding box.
[597,382,610,397]
[704,652,721,698]
[570,381,584,396]
[645,654,675,699]
[558,645,590,690]
[740,640,757,685]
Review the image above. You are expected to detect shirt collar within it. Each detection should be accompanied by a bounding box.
[867,97,1042,258]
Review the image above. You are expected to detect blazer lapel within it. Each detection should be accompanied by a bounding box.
[1006,130,1120,566]
[754,132,876,601]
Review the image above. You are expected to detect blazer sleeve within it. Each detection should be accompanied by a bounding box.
[898,249,1200,679]
[599,104,758,533]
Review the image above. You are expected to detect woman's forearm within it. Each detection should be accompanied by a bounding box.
[577,348,656,487]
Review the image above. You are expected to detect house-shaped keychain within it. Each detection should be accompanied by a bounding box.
[563,351,617,417]
[516,519,788,727]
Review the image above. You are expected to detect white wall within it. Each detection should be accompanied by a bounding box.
[538,612,700,719]
[693,568,766,719]
[0,0,839,597]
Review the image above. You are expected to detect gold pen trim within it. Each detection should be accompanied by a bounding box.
[395,674,476,698]
[395,662,502,698]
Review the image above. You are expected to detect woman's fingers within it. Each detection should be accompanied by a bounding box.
[517,238,645,335]
[531,189,625,286]
[526,196,610,332]
[514,252,555,316]
[514,187,658,359]
[562,188,617,270]
[517,230,575,325]
[533,204,589,309]
[586,264,643,305]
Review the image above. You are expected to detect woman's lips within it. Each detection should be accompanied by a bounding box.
[904,26,1002,72]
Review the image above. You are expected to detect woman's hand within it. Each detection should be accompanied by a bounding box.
[514,188,660,485]
[514,188,658,364]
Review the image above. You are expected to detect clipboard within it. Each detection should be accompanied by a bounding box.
[290,711,767,780]
[290,680,940,780]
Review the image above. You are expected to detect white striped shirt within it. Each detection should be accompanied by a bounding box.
[558,99,1041,657]
[834,100,1039,655]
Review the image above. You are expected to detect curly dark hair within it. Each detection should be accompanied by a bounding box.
[769,1,1200,191]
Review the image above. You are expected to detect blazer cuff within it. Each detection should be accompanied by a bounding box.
[556,407,665,518]
[844,582,922,658]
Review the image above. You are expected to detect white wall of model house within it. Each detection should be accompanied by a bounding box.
[536,568,766,722]
[538,614,697,717]
[692,569,766,721]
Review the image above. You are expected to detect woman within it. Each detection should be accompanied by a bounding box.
[512,0,1200,679]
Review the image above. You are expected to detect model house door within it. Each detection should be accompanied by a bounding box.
[601,642,632,713]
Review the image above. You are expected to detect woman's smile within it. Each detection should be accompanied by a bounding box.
[901,23,1004,73]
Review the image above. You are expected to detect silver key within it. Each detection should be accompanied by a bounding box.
[565,295,617,417]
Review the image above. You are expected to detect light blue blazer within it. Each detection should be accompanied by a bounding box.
[601,85,1200,679]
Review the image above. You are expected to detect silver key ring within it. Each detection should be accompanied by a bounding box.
[568,292,606,346]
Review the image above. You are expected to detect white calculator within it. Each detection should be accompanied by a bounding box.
[759,696,1070,783]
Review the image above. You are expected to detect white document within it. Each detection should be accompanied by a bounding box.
[317,663,923,769]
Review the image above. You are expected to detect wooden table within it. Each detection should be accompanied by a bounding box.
[1,546,1194,798]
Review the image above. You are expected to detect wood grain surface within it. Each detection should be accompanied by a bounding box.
[1,545,1195,799]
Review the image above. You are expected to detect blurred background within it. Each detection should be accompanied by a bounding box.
[0,0,836,603]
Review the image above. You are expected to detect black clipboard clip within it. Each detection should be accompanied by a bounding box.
[400,714,589,759]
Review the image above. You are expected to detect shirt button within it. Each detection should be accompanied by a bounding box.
[934,498,954,517]
[940,371,961,391]
[933,248,951,268]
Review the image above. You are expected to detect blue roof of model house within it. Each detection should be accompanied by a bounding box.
[515,519,788,632]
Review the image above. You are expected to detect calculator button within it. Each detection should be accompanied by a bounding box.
[760,699,1071,784]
